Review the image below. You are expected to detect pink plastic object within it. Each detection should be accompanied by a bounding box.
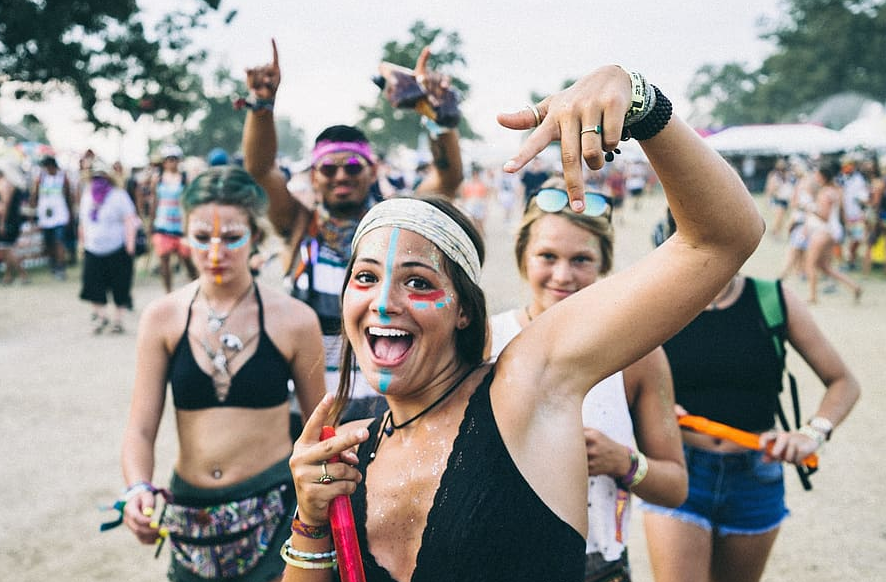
[320,426,366,582]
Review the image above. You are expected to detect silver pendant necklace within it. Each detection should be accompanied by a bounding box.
[199,281,254,402]
[204,282,253,332]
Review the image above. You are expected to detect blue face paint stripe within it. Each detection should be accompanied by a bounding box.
[379,369,392,394]
[377,228,400,324]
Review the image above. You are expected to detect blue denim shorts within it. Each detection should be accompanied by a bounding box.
[642,445,789,536]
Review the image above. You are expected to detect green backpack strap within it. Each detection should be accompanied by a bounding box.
[752,278,786,361]
[751,277,816,490]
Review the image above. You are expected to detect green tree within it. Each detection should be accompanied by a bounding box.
[356,20,478,153]
[690,0,886,127]
[0,0,232,129]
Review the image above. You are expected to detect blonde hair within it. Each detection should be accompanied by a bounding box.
[515,177,614,277]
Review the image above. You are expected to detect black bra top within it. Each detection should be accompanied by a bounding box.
[168,283,291,411]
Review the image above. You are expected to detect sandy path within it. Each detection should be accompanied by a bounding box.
[1,189,882,580]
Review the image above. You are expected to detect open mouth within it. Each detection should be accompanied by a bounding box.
[367,326,414,365]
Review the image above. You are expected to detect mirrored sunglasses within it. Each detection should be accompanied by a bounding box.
[314,156,369,178]
[532,188,612,220]
[188,230,251,251]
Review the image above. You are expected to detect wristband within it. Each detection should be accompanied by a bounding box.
[421,116,452,140]
[233,97,275,113]
[618,448,649,489]
[618,67,647,125]
[291,509,331,539]
[799,424,826,449]
[625,85,672,141]
[808,416,833,441]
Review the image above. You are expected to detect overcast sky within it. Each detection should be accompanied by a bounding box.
[1,0,783,166]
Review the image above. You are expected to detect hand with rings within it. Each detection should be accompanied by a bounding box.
[317,461,335,484]
[498,65,632,211]
[289,394,369,525]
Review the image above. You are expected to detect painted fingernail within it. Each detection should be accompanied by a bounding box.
[503,160,518,172]
[142,507,154,517]
[571,199,585,211]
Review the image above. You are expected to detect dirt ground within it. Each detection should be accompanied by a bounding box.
[1,189,883,581]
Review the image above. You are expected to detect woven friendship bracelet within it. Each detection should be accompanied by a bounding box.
[291,515,331,539]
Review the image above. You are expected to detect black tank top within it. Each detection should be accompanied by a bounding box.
[663,279,785,432]
[168,284,291,410]
[351,368,586,582]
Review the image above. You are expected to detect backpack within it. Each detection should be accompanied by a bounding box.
[751,278,817,490]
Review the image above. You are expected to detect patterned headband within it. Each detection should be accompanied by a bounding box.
[311,140,375,166]
[351,198,481,282]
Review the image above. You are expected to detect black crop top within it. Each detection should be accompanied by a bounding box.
[662,279,785,432]
[351,368,586,582]
[168,284,292,410]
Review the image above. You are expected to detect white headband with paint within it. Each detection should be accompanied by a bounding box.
[352,198,481,282]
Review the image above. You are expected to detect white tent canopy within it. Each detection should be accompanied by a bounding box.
[839,115,886,150]
[703,124,850,156]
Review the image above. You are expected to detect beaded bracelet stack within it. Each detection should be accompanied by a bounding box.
[284,513,337,570]
[280,540,337,570]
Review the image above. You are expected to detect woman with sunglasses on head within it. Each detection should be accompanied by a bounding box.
[119,166,327,582]
[488,176,687,582]
[282,65,763,582]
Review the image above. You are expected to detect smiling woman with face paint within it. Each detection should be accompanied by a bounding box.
[282,65,763,582]
[119,166,327,582]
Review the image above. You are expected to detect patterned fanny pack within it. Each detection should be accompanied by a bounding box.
[162,482,290,579]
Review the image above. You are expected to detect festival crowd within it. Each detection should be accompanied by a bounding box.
[3,40,877,582]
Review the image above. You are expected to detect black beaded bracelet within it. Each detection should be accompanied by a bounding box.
[626,85,672,141]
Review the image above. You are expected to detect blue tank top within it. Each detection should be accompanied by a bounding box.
[153,174,185,235]
[168,284,291,410]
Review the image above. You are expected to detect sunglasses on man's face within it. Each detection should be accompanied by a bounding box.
[314,156,369,178]
[531,188,613,220]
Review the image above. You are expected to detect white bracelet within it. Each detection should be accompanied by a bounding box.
[282,540,336,561]
[280,542,337,569]
[630,452,649,487]
[798,425,826,449]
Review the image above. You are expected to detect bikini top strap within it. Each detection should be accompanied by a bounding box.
[253,281,265,330]
[183,285,200,332]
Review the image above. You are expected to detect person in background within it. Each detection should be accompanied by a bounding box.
[642,271,860,582]
[78,161,140,334]
[803,161,861,304]
[208,147,230,167]
[838,159,869,270]
[241,40,463,427]
[459,164,489,237]
[30,155,74,280]
[860,158,885,276]
[489,176,687,581]
[0,166,29,285]
[120,166,327,582]
[149,144,198,292]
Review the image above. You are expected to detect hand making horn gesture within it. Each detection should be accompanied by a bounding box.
[498,65,632,211]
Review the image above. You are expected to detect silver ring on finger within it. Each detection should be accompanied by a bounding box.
[317,461,335,485]
[580,125,603,135]
[526,104,542,127]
